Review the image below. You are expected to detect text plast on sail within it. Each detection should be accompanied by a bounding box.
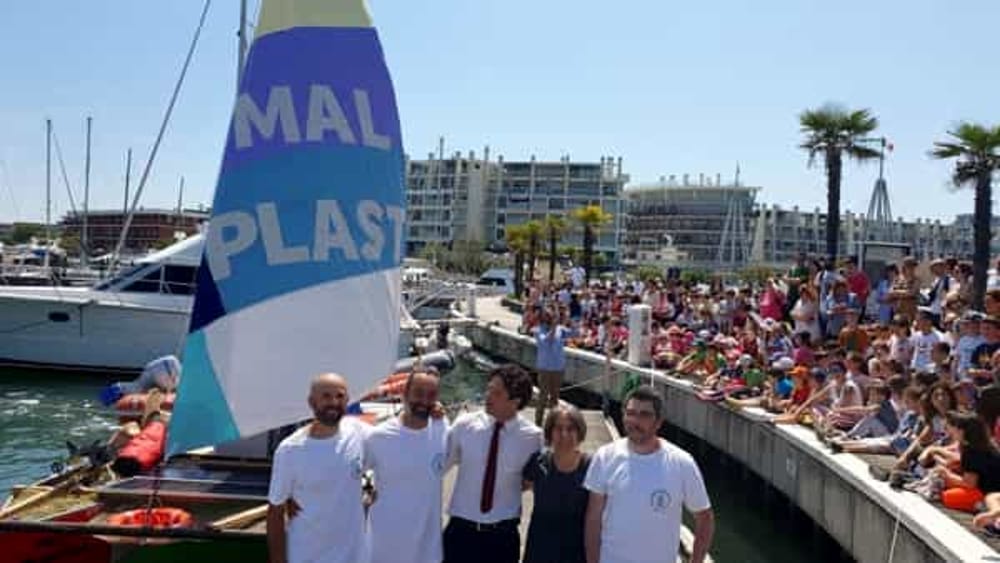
[207,199,404,281]
[233,85,391,150]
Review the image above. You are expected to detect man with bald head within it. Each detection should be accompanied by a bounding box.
[267,374,370,563]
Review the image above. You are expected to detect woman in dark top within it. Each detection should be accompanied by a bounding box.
[522,405,591,563]
[936,410,1000,513]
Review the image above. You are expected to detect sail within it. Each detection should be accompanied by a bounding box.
[167,0,404,455]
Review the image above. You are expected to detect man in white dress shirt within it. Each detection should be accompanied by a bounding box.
[365,371,449,563]
[584,385,714,563]
[444,364,543,563]
[266,373,370,563]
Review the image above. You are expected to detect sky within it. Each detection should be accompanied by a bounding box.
[1,0,998,225]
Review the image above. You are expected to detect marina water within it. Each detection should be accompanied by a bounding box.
[0,363,847,562]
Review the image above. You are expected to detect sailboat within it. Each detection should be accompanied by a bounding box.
[0,0,405,560]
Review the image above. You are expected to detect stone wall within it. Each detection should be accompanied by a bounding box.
[465,322,996,563]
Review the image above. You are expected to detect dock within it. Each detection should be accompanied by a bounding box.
[463,295,997,562]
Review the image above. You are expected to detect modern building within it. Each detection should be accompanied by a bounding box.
[59,208,209,254]
[622,175,759,269]
[405,141,628,262]
[622,174,996,270]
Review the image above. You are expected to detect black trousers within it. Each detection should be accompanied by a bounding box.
[443,517,520,563]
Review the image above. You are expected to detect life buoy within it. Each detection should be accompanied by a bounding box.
[360,373,409,401]
[107,507,193,529]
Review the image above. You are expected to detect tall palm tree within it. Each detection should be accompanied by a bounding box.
[931,122,1000,311]
[504,224,529,297]
[542,215,568,283]
[523,220,543,288]
[799,104,881,261]
[571,205,613,286]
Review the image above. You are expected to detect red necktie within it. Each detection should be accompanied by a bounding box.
[480,421,503,513]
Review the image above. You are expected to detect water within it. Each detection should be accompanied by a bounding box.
[0,369,119,494]
[0,363,849,562]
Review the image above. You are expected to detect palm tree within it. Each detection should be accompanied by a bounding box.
[523,220,543,288]
[504,224,528,297]
[542,215,568,283]
[799,104,881,261]
[931,122,1000,311]
[571,205,613,286]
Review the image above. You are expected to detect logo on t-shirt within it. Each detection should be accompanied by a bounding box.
[431,452,446,476]
[650,489,672,513]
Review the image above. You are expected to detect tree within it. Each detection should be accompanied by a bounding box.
[571,205,613,285]
[523,220,543,287]
[6,222,46,244]
[931,122,1000,311]
[542,215,568,284]
[418,242,447,267]
[799,105,880,261]
[59,233,81,257]
[505,224,530,297]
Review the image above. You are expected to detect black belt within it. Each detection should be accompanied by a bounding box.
[449,516,519,532]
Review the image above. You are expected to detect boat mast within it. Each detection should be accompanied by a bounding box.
[82,116,92,268]
[45,119,52,249]
[176,176,185,225]
[123,148,132,220]
[237,0,248,87]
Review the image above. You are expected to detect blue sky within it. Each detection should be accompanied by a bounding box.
[1,0,997,224]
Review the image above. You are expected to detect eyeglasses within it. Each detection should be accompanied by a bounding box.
[624,408,657,419]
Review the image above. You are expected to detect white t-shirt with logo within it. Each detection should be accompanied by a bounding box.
[364,416,449,563]
[583,438,711,563]
[267,418,370,563]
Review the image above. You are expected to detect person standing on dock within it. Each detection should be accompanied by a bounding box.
[443,364,543,563]
[584,385,715,563]
[534,307,573,426]
[522,405,591,563]
[266,374,369,563]
[364,370,449,563]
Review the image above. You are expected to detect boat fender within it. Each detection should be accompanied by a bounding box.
[112,420,166,477]
[107,507,194,528]
[392,349,455,375]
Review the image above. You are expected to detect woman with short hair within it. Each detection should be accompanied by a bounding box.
[522,405,591,563]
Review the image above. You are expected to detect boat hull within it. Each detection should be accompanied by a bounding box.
[2,531,267,563]
[0,295,190,373]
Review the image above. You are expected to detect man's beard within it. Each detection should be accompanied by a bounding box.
[315,407,343,427]
[408,403,431,420]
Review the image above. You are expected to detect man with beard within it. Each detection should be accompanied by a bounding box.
[266,373,369,563]
[584,385,714,563]
[364,370,449,563]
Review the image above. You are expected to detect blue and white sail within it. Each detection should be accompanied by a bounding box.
[167,0,404,455]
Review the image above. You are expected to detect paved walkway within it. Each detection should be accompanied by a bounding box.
[464,295,521,331]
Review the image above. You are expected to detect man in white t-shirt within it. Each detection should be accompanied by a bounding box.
[267,373,369,563]
[584,385,714,563]
[365,371,449,563]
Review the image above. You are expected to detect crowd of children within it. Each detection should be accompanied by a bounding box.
[518,254,1000,538]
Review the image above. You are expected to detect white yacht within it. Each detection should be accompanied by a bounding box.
[0,235,423,373]
[0,237,202,373]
